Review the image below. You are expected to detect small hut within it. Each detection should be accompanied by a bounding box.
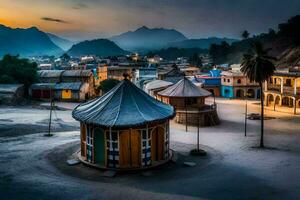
[157,77,219,126]
[72,76,175,170]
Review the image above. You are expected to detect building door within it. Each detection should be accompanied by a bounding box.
[130,130,141,168]
[94,128,105,166]
[119,130,130,168]
[62,89,72,99]
[119,130,141,168]
[151,127,164,162]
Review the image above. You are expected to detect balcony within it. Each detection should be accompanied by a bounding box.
[267,85,280,92]
[267,84,300,95]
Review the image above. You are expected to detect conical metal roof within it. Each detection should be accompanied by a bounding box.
[158,77,211,97]
[72,79,175,128]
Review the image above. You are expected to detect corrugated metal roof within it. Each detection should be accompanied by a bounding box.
[0,84,24,93]
[72,79,175,128]
[38,70,64,78]
[30,83,56,90]
[144,80,174,91]
[158,77,211,97]
[55,82,83,90]
[62,70,92,77]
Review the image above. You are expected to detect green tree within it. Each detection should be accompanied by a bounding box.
[98,79,120,94]
[0,54,38,88]
[241,41,276,148]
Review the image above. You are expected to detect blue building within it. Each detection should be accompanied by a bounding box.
[195,69,221,96]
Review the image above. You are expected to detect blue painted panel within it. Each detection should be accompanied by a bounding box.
[221,85,234,98]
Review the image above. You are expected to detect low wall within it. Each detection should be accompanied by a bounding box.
[175,106,220,127]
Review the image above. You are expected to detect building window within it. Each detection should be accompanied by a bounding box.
[106,130,119,168]
[223,78,226,82]
[237,79,241,84]
[141,128,152,166]
[274,78,277,84]
[227,79,230,83]
[86,126,94,162]
[286,79,291,86]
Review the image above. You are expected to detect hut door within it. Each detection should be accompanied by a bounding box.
[62,89,72,99]
[119,130,141,168]
[131,130,141,168]
[119,130,131,168]
[94,128,105,166]
[151,127,164,162]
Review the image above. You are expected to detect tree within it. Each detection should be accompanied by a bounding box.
[189,53,202,67]
[242,30,250,39]
[240,41,276,148]
[98,79,120,94]
[0,54,38,88]
[278,15,300,44]
[60,53,70,61]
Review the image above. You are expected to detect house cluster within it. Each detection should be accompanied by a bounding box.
[30,70,96,102]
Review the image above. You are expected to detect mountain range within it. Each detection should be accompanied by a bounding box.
[0,25,63,57]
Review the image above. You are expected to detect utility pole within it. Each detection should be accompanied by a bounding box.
[45,90,54,137]
[244,93,248,137]
[197,108,200,151]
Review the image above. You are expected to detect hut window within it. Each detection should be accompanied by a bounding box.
[106,131,119,168]
[86,126,94,163]
[141,128,152,167]
[165,123,169,159]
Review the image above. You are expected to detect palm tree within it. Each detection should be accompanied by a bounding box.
[241,41,276,148]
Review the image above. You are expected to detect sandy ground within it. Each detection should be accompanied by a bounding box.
[0,98,299,200]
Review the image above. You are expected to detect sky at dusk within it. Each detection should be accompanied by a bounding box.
[1,0,300,41]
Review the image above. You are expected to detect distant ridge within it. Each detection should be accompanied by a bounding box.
[47,33,74,51]
[67,39,128,57]
[167,37,239,49]
[110,26,187,52]
[0,24,63,57]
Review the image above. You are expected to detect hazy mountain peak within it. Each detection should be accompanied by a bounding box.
[110,26,187,52]
[136,26,149,31]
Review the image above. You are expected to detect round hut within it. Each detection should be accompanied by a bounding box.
[157,77,219,126]
[72,76,175,170]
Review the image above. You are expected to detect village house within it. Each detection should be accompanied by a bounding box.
[0,84,24,104]
[221,71,260,99]
[144,80,174,98]
[134,65,157,88]
[37,70,64,83]
[72,75,175,169]
[264,67,300,114]
[31,69,97,101]
[157,65,185,83]
[157,77,219,127]
[54,82,89,101]
[195,69,221,97]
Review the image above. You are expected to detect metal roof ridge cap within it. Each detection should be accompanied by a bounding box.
[111,81,125,126]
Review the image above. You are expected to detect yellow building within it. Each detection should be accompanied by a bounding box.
[264,68,300,114]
